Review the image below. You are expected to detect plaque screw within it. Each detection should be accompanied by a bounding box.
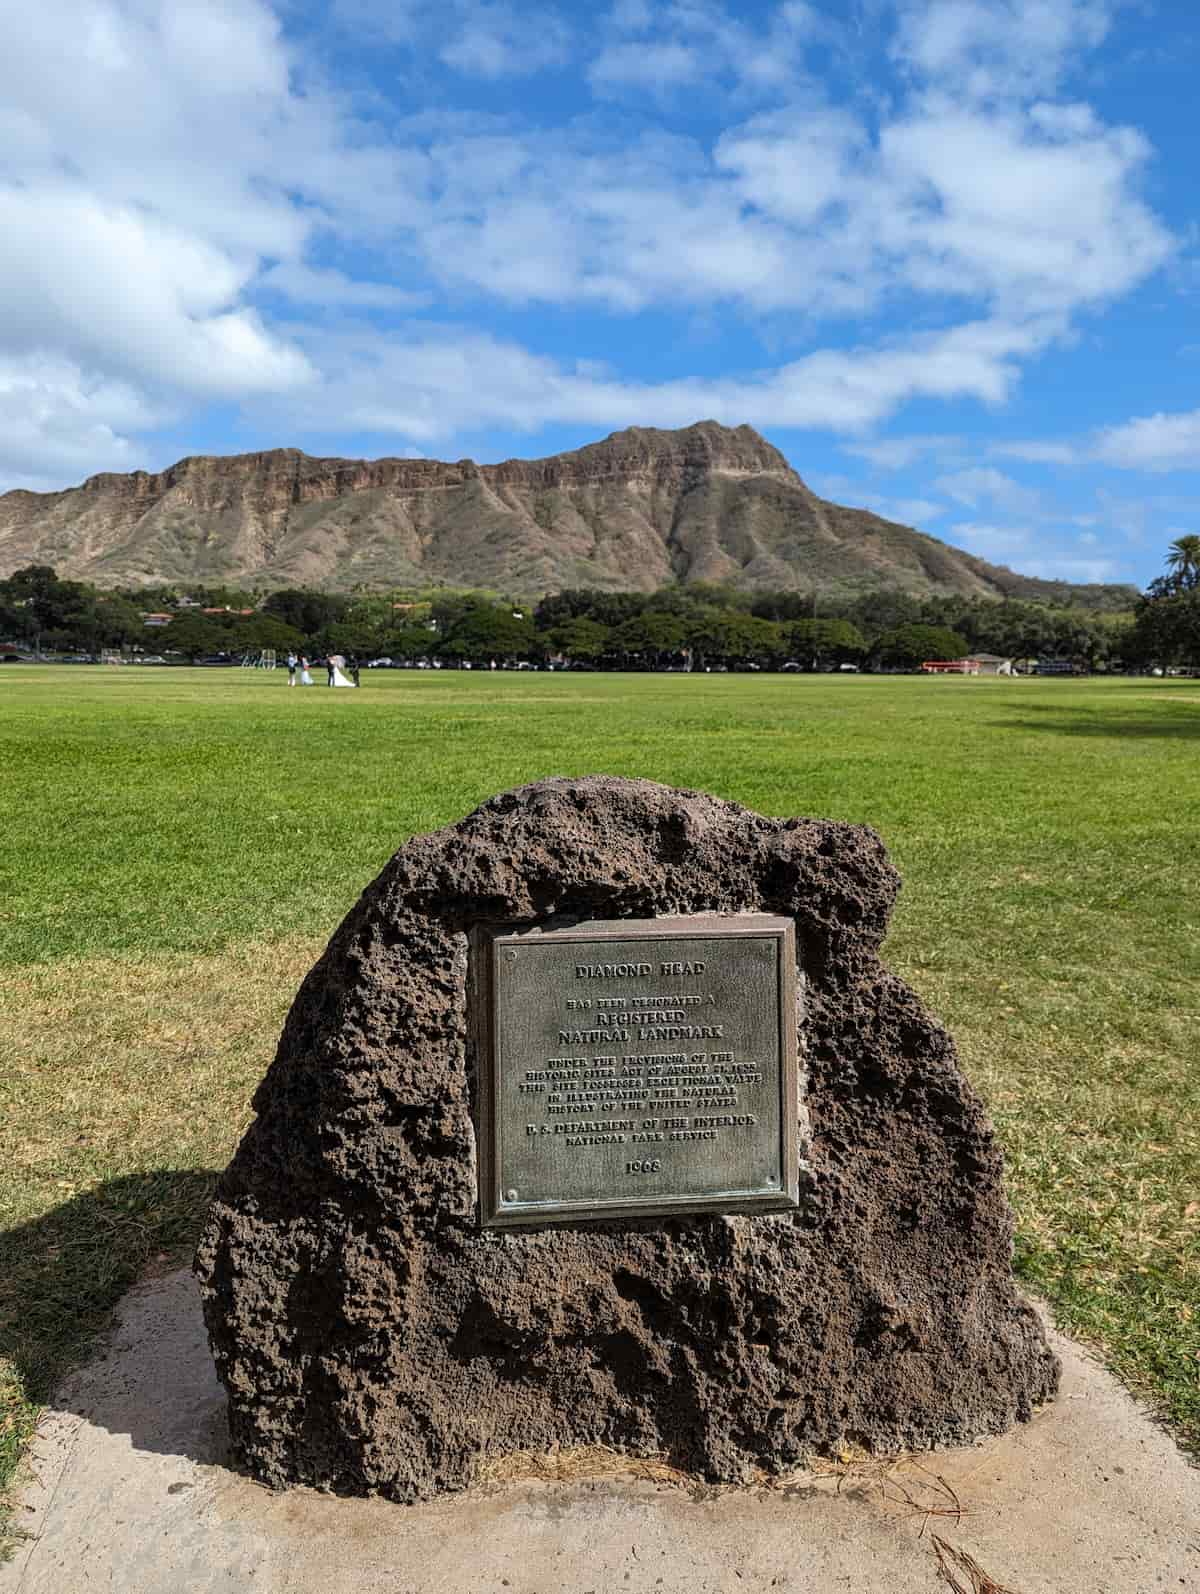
[766,1174,779,1186]
[504,951,518,963]
[505,1189,518,1202]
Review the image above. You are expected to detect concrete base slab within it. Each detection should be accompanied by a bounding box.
[3,1269,1197,1594]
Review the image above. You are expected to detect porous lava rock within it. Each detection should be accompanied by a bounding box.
[195,776,1058,1501]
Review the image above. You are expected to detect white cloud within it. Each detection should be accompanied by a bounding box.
[892,0,1112,101]
[1093,409,1200,471]
[589,41,706,91]
[869,99,1167,316]
[888,498,945,523]
[934,465,1046,515]
[989,438,1082,463]
[0,185,311,398]
[397,90,1165,326]
[439,2,571,77]
[269,314,1055,444]
[947,522,1120,581]
[259,262,431,311]
[0,354,163,486]
[589,1,819,98]
[991,407,1200,472]
[1020,554,1121,582]
[812,476,946,523]
[950,520,1035,559]
[335,0,571,76]
[841,434,965,470]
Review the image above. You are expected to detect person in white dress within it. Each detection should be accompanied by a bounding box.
[327,653,357,687]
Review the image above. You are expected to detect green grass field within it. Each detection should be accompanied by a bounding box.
[1,665,1197,1532]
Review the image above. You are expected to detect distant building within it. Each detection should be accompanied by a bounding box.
[967,654,1014,676]
[142,612,173,627]
[921,655,1015,676]
[921,659,978,674]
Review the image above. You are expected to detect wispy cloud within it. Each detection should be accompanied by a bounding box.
[891,0,1113,101]
[1093,409,1200,471]
[934,465,1047,515]
[589,0,821,98]
[993,407,1200,471]
[269,316,1061,443]
[949,519,1121,582]
[989,438,1082,464]
[841,434,965,470]
[335,0,572,77]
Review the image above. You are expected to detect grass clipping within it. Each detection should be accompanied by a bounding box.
[933,1535,1024,1594]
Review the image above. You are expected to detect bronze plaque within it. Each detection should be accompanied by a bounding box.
[475,914,799,1227]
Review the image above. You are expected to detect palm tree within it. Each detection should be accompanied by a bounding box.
[1165,534,1200,589]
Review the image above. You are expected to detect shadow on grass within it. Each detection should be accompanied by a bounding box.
[0,1169,225,1495]
[998,704,1200,739]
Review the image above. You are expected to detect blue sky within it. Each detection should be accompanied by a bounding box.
[2,0,1197,588]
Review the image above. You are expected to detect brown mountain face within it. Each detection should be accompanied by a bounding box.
[0,421,1131,602]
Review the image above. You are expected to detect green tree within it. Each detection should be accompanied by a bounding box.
[1126,538,1200,672]
[534,589,647,631]
[1164,534,1200,591]
[231,614,306,654]
[1,565,98,655]
[612,612,686,667]
[164,612,229,661]
[719,614,786,666]
[262,589,348,637]
[847,589,923,642]
[438,602,535,663]
[386,622,439,662]
[546,616,611,663]
[786,618,866,670]
[93,593,145,648]
[875,623,969,670]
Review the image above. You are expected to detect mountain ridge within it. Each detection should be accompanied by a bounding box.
[0,422,1135,604]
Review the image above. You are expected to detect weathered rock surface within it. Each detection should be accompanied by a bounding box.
[195,776,1058,1502]
[0,420,1133,601]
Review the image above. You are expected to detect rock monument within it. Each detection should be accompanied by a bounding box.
[195,776,1058,1501]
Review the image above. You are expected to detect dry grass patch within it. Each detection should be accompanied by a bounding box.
[899,954,1200,1444]
[0,935,319,1543]
[1,936,318,1203]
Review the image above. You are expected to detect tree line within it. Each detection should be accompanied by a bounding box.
[2,545,1197,671]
